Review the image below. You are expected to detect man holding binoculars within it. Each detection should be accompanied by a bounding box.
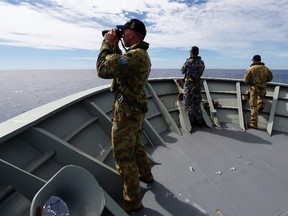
[96,19,154,212]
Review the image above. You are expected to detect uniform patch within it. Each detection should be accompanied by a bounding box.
[118,56,127,65]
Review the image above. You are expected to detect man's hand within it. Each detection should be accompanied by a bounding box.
[104,29,119,50]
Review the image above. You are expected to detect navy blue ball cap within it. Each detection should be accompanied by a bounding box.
[190,46,199,55]
[252,55,261,61]
[116,19,146,37]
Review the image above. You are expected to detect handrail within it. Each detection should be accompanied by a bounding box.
[236,82,245,131]
[267,86,280,136]
[203,80,221,127]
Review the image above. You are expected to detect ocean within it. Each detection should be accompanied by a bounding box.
[0,69,287,123]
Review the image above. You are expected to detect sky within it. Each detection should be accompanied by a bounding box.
[0,0,287,70]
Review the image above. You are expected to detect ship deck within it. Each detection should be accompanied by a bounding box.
[134,124,288,216]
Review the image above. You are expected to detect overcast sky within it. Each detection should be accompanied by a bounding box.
[0,0,287,70]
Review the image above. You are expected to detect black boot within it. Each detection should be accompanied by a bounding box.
[189,115,194,134]
[196,117,208,127]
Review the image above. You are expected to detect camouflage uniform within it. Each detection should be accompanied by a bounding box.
[96,40,152,202]
[244,62,273,126]
[181,56,205,129]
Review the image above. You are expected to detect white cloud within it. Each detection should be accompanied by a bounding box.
[0,0,287,58]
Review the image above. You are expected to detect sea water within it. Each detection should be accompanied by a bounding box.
[0,69,287,123]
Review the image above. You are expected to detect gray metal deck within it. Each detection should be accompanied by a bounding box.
[137,126,288,216]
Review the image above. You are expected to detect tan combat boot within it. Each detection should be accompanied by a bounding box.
[248,122,258,129]
[139,173,154,183]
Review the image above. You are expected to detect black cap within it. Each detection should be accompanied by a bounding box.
[252,55,261,61]
[190,46,199,55]
[116,19,146,37]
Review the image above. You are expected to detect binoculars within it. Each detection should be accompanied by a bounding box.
[102,29,123,39]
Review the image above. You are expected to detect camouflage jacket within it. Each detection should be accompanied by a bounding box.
[244,62,273,88]
[96,40,151,120]
[181,56,205,79]
[181,56,205,90]
[97,40,151,102]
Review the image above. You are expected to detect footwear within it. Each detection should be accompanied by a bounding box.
[248,123,257,129]
[139,173,154,183]
[118,199,143,212]
[196,118,206,127]
[196,120,209,128]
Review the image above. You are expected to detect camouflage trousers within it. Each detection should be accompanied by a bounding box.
[249,85,266,125]
[184,85,203,127]
[112,114,152,202]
